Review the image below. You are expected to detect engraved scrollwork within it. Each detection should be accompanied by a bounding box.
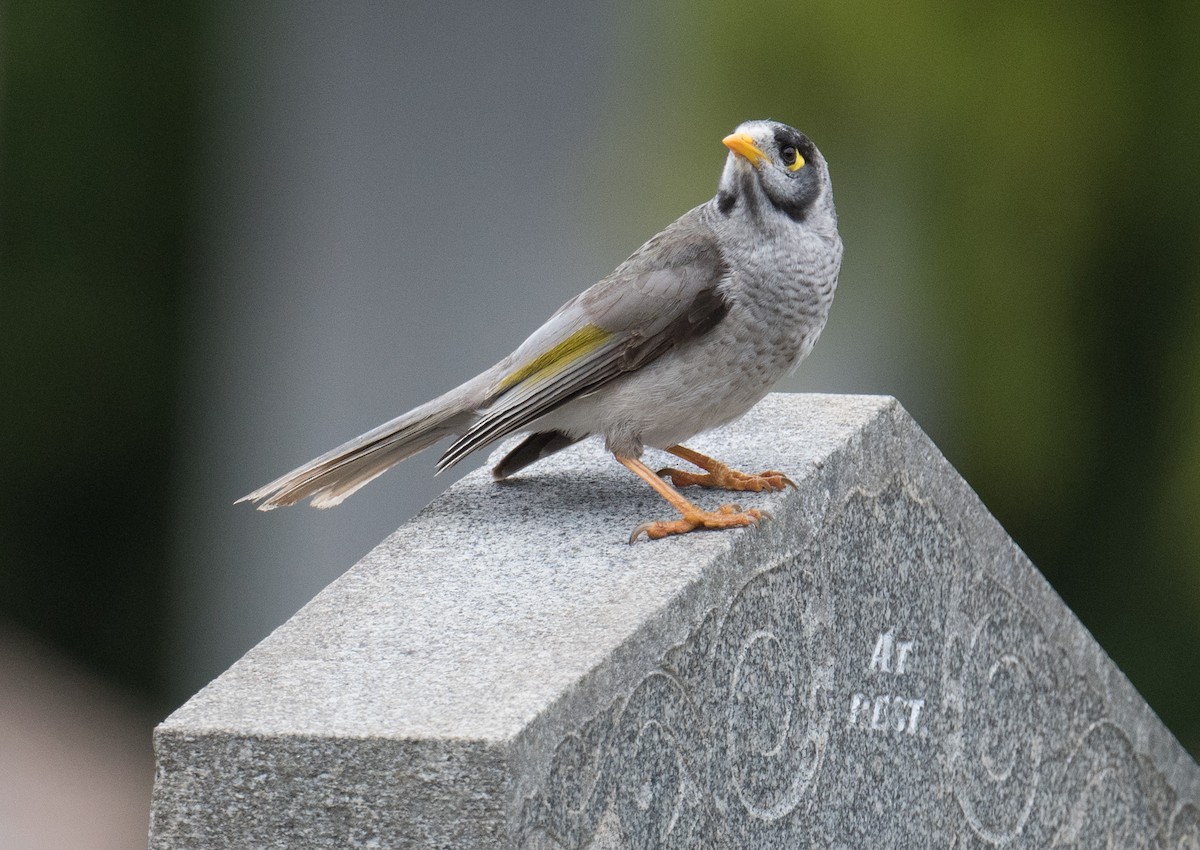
[727,629,805,818]
[1159,803,1200,850]
[710,559,833,844]
[610,671,712,849]
[1051,721,1157,848]
[520,551,832,848]
[945,580,1059,846]
[944,581,1193,848]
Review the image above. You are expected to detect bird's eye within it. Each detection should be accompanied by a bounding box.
[781,145,805,171]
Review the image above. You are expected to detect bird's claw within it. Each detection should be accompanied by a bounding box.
[656,465,794,493]
[629,505,766,543]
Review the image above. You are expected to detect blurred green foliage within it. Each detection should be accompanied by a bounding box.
[0,1,196,704]
[641,0,1200,753]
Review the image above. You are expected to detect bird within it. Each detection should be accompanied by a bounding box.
[239,119,842,542]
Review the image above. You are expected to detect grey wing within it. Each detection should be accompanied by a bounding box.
[436,213,730,471]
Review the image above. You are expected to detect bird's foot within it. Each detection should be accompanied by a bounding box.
[657,464,795,492]
[629,503,768,543]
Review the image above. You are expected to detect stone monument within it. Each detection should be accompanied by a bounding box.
[149,394,1200,848]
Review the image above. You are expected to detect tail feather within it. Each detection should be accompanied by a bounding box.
[490,430,581,481]
[238,388,478,510]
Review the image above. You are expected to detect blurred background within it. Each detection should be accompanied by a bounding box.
[2,1,1198,846]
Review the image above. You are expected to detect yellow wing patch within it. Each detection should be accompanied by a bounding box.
[499,324,612,392]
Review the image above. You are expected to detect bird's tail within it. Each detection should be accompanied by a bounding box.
[237,385,480,510]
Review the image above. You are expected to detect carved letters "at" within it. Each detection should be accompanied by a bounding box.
[849,628,925,735]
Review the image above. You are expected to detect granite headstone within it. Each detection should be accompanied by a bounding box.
[149,394,1200,848]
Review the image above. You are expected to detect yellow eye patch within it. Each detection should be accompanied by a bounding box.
[782,145,805,171]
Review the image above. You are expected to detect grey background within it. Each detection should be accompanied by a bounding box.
[172,3,929,699]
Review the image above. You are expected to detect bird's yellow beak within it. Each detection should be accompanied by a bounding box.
[722,132,769,167]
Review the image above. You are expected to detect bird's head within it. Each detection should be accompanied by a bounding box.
[716,120,832,228]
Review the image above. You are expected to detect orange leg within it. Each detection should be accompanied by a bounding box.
[615,453,768,543]
[656,444,795,492]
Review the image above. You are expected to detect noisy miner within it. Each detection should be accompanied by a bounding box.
[240,119,842,542]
